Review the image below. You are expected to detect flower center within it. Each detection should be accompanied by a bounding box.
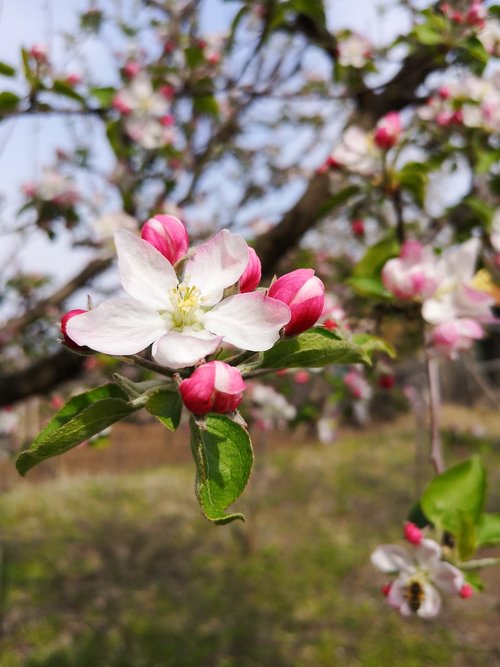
[168,283,204,331]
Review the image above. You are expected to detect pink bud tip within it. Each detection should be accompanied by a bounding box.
[381,583,392,597]
[179,361,246,415]
[141,214,189,264]
[378,374,395,390]
[60,309,87,346]
[351,219,365,237]
[374,112,401,150]
[268,269,325,336]
[404,522,423,545]
[65,73,81,86]
[239,247,262,293]
[123,61,141,78]
[459,584,473,599]
[294,370,310,385]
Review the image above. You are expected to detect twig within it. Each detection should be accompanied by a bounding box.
[425,348,445,474]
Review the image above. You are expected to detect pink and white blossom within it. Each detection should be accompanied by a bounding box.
[329,126,381,176]
[343,369,371,401]
[92,212,137,241]
[268,269,325,336]
[371,538,466,618]
[179,361,245,414]
[430,318,484,358]
[374,112,402,150]
[66,229,291,369]
[239,247,262,293]
[382,240,439,301]
[336,32,372,68]
[422,238,495,325]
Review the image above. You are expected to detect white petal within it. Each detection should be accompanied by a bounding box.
[371,545,412,574]
[66,297,166,355]
[184,230,249,305]
[431,561,464,594]
[115,230,178,310]
[418,583,441,618]
[414,538,442,567]
[442,238,480,283]
[152,331,222,369]
[422,295,456,324]
[387,577,412,615]
[205,293,291,352]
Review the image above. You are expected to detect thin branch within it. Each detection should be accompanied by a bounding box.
[426,348,445,474]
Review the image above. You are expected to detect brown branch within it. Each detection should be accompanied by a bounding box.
[1,254,113,351]
[0,348,84,407]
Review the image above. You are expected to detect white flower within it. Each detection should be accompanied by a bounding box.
[67,229,291,369]
[330,126,380,176]
[337,33,371,68]
[371,538,464,618]
[422,238,494,325]
[91,212,137,241]
[491,209,500,254]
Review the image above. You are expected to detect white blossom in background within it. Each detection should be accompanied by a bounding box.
[336,32,372,68]
[23,167,79,205]
[329,126,381,176]
[91,212,137,242]
[247,383,297,431]
[371,538,468,618]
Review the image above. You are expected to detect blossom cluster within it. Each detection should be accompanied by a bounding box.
[63,215,325,415]
[382,238,495,357]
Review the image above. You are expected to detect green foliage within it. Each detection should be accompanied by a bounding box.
[16,384,139,475]
[190,414,253,524]
[0,61,16,77]
[146,390,183,431]
[261,327,374,369]
[398,162,429,207]
[0,91,20,112]
[475,513,500,548]
[352,238,399,279]
[52,80,86,104]
[90,86,116,107]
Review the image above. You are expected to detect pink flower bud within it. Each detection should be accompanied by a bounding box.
[268,269,325,336]
[351,219,365,237]
[466,2,486,27]
[61,309,87,347]
[374,112,401,150]
[160,84,176,100]
[160,114,175,127]
[294,370,310,384]
[141,214,189,264]
[30,44,48,63]
[381,583,392,597]
[112,94,132,115]
[65,73,81,86]
[459,583,473,599]
[404,521,423,545]
[239,247,262,293]
[123,61,141,78]
[438,86,451,100]
[379,374,395,390]
[179,361,246,415]
[22,182,37,198]
[343,370,371,400]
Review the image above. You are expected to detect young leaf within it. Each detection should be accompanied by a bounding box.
[0,61,16,77]
[352,238,399,279]
[190,414,253,524]
[351,334,396,360]
[420,456,486,529]
[0,91,20,112]
[146,390,183,431]
[16,384,137,475]
[52,80,85,104]
[475,513,500,548]
[261,327,368,369]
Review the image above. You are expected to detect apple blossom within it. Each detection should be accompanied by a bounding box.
[430,318,484,358]
[268,269,325,336]
[247,382,297,431]
[92,212,137,241]
[239,247,262,293]
[329,126,381,176]
[336,32,372,68]
[141,215,189,264]
[179,361,245,414]
[66,229,291,369]
[382,240,439,301]
[61,309,88,348]
[351,219,365,237]
[371,538,466,618]
[343,369,371,400]
[422,238,495,325]
[374,112,402,150]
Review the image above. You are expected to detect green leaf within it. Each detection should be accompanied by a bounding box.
[290,0,326,27]
[0,91,20,112]
[440,509,476,560]
[463,196,494,227]
[16,384,137,475]
[414,24,443,46]
[352,238,399,278]
[146,390,183,431]
[193,94,219,116]
[52,79,85,103]
[190,414,253,524]
[351,334,396,359]
[476,513,500,547]
[463,570,484,591]
[90,86,116,107]
[421,456,486,529]
[398,162,429,207]
[0,61,16,77]
[261,327,371,369]
[347,276,392,299]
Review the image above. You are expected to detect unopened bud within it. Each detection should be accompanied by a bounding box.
[141,214,189,264]
[268,269,325,336]
[179,361,246,415]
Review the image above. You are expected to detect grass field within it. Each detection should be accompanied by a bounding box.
[1,407,499,666]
